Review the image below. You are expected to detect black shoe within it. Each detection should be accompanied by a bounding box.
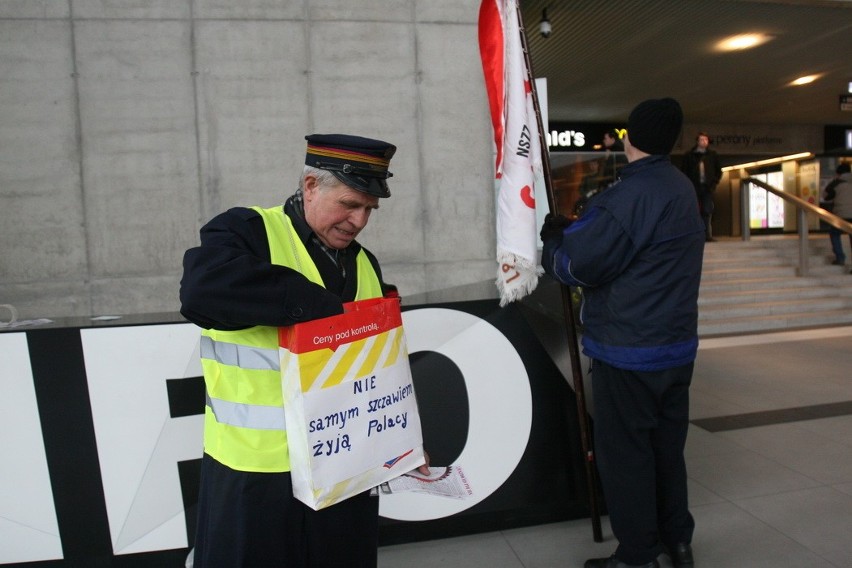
[666,542,694,568]
[584,555,659,568]
[832,259,845,266]
[705,237,717,242]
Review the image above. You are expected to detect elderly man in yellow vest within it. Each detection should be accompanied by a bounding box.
[181,134,423,567]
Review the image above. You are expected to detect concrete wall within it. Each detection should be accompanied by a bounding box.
[0,0,495,320]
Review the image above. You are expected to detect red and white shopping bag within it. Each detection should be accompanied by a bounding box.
[279,297,425,510]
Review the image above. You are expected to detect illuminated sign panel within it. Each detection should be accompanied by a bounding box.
[546,122,625,152]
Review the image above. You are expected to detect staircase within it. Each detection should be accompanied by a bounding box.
[698,235,852,337]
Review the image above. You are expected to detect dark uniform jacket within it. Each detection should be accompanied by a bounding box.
[681,147,722,217]
[542,155,705,371]
[180,197,388,567]
[680,147,722,190]
[180,199,389,331]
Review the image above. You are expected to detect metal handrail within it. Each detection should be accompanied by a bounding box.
[741,177,852,276]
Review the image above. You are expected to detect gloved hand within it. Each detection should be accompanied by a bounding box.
[539,213,572,278]
[539,213,572,242]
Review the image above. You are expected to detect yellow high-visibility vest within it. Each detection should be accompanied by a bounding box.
[200,205,382,472]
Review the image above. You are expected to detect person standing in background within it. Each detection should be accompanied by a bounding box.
[827,162,852,268]
[681,132,722,242]
[540,98,704,568]
[600,129,627,189]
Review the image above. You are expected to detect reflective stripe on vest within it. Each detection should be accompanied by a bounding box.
[200,335,279,371]
[206,392,286,430]
[200,205,382,473]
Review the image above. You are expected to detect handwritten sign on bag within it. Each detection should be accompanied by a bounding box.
[280,297,424,509]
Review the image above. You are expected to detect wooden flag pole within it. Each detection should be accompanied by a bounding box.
[514,1,603,543]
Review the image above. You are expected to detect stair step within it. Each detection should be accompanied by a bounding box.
[699,276,822,294]
[698,308,852,337]
[701,265,798,281]
[702,267,848,282]
[702,260,792,272]
[698,296,852,321]
[698,286,838,306]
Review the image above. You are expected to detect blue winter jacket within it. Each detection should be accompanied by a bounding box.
[542,154,705,371]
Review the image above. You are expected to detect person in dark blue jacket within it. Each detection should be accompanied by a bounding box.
[540,98,704,568]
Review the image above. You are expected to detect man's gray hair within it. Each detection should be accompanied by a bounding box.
[299,165,339,191]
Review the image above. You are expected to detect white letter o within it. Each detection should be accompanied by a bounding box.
[379,308,532,521]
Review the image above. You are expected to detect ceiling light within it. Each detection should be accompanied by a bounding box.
[721,152,813,172]
[715,33,772,52]
[790,74,820,86]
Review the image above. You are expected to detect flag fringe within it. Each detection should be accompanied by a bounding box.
[495,252,543,307]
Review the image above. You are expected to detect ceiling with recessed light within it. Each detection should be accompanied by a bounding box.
[520,0,852,126]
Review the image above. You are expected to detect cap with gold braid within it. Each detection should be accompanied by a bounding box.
[305,134,396,198]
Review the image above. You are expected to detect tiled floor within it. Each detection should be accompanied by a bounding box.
[378,326,852,568]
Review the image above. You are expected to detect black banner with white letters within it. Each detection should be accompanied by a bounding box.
[1,298,590,566]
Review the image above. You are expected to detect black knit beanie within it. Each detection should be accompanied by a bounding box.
[626,98,683,155]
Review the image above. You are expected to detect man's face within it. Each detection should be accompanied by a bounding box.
[603,133,615,147]
[303,175,379,250]
[697,135,710,149]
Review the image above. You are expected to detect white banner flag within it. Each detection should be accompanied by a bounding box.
[479,0,543,306]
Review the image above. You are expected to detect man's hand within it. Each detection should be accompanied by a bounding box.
[539,213,572,278]
[539,213,572,242]
[416,451,431,476]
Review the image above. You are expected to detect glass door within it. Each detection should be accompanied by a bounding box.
[748,171,784,230]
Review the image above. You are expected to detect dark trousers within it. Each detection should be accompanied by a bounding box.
[193,454,379,568]
[828,224,852,262]
[701,213,713,240]
[591,360,695,565]
[698,185,715,240]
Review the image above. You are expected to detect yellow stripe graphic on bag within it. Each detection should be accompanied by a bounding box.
[297,327,405,392]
